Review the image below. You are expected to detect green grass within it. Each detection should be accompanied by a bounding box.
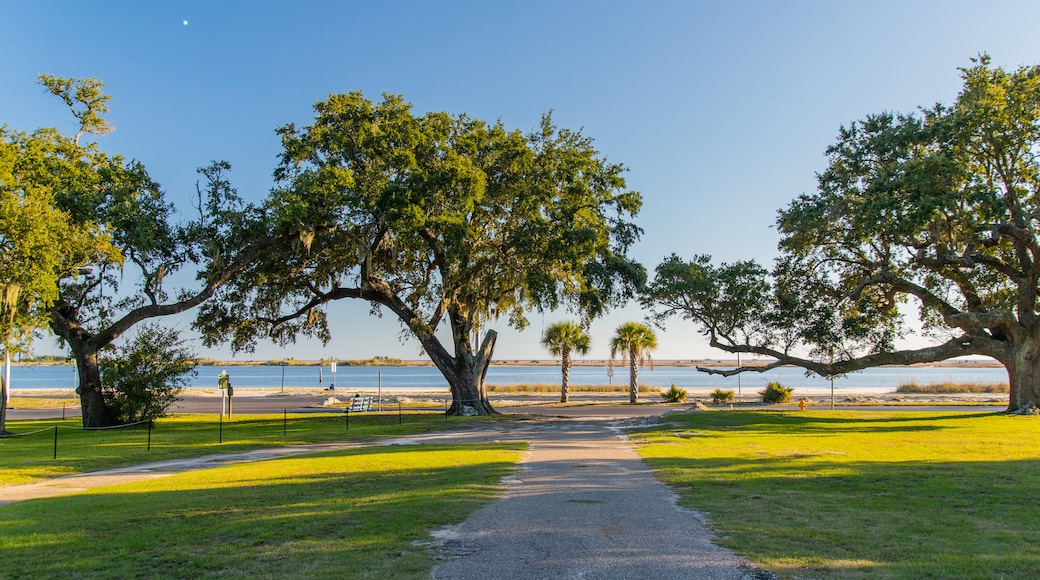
[634,410,1040,579]
[0,442,524,579]
[7,396,80,409]
[0,412,499,486]
[895,381,1009,393]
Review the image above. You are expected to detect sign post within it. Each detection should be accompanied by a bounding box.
[218,370,231,416]
[331,362,337,394]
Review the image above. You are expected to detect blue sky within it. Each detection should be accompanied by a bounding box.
[4,1,1040,361]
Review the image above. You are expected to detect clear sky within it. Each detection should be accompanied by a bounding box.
[4,1,1040,361]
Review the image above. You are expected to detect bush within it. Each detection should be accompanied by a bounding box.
[760,381,793,404]
[662,384,688,403]
[711,388,735,404]
[99,324,197,424]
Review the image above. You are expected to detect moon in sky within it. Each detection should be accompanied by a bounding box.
[183,20,188,25]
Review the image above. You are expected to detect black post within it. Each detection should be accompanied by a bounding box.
[444,399,448,420]
[62,402,66,421]
[219,414,223,444]
[399,401,402,425]
[283,409,287,437]
[53,425,58,459]
[147,420,153,450]
[345,409,350,431]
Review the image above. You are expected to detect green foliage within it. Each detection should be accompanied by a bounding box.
[11,74,269,427]
[0,115,117,350]
[194,91,645,413]
[711,388,735,404]
[759,381,793,404]
[541,321,591,358]
[99,324,196,424]
[661,384,688,403]
[642,56,1040,412]
[200,93,644,354]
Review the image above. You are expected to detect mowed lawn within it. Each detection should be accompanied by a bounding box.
[0,413,491,486]
[0,442,524,579]
[634,411,1040,579]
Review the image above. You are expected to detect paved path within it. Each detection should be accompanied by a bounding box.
[430,417,755,579]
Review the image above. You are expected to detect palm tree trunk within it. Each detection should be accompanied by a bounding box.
[629,347,639,403]
[561,348,571,402]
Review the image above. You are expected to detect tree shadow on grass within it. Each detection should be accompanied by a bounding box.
[0,442,523,580]
[648,410,1002,436]
[643,444,1040,578]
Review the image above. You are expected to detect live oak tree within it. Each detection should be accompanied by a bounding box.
[195,92,644,415]
[22,75,271,427]
[609,321,657,404]
[0,127,115,433]
[644,57,1040,413]
[541,321,591,402]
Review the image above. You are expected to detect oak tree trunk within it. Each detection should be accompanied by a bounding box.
[73,347,114,427]
[1005,352,1040,414]
[431,330,499,416]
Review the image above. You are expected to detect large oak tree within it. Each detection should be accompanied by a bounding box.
[644,57,1040,413]
[17,75,273,427]
[196,92,644,415]
[0,123,115,433]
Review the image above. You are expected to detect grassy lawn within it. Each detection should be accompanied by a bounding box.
[634,410,1040,579]
[7,396,80,409]
[0,412,499,486]
[0,442,524,579]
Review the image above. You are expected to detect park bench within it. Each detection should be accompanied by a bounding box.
[348,396,373,412]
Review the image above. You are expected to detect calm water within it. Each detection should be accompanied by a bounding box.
[4,363,1009,394]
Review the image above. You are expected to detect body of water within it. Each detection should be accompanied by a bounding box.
[3,363,1010,394]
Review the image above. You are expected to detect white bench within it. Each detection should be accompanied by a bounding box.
[348,396,373,412]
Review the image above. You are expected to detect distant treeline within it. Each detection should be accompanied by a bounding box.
[193,356,405,367]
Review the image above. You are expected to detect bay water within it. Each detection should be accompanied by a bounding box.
[4,363,1009,394]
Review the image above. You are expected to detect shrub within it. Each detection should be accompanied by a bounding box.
[662,384,688,403]
[760,381,793,404]
[99,324,197,424]
[711,388,735,404]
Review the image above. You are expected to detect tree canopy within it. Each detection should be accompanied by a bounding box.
[0,116,119,432]
[196,91,645,414]
[644,56,1040,413]
[6,74,273,427]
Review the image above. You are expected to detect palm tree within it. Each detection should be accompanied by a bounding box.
[541,321,591,402]
[610,322,658,403]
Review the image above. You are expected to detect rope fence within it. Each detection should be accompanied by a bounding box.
[1,403,452,461]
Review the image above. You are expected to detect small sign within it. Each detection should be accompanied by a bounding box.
[331,362,337,373]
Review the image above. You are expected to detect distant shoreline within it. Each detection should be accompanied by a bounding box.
[8,359,1004,368]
